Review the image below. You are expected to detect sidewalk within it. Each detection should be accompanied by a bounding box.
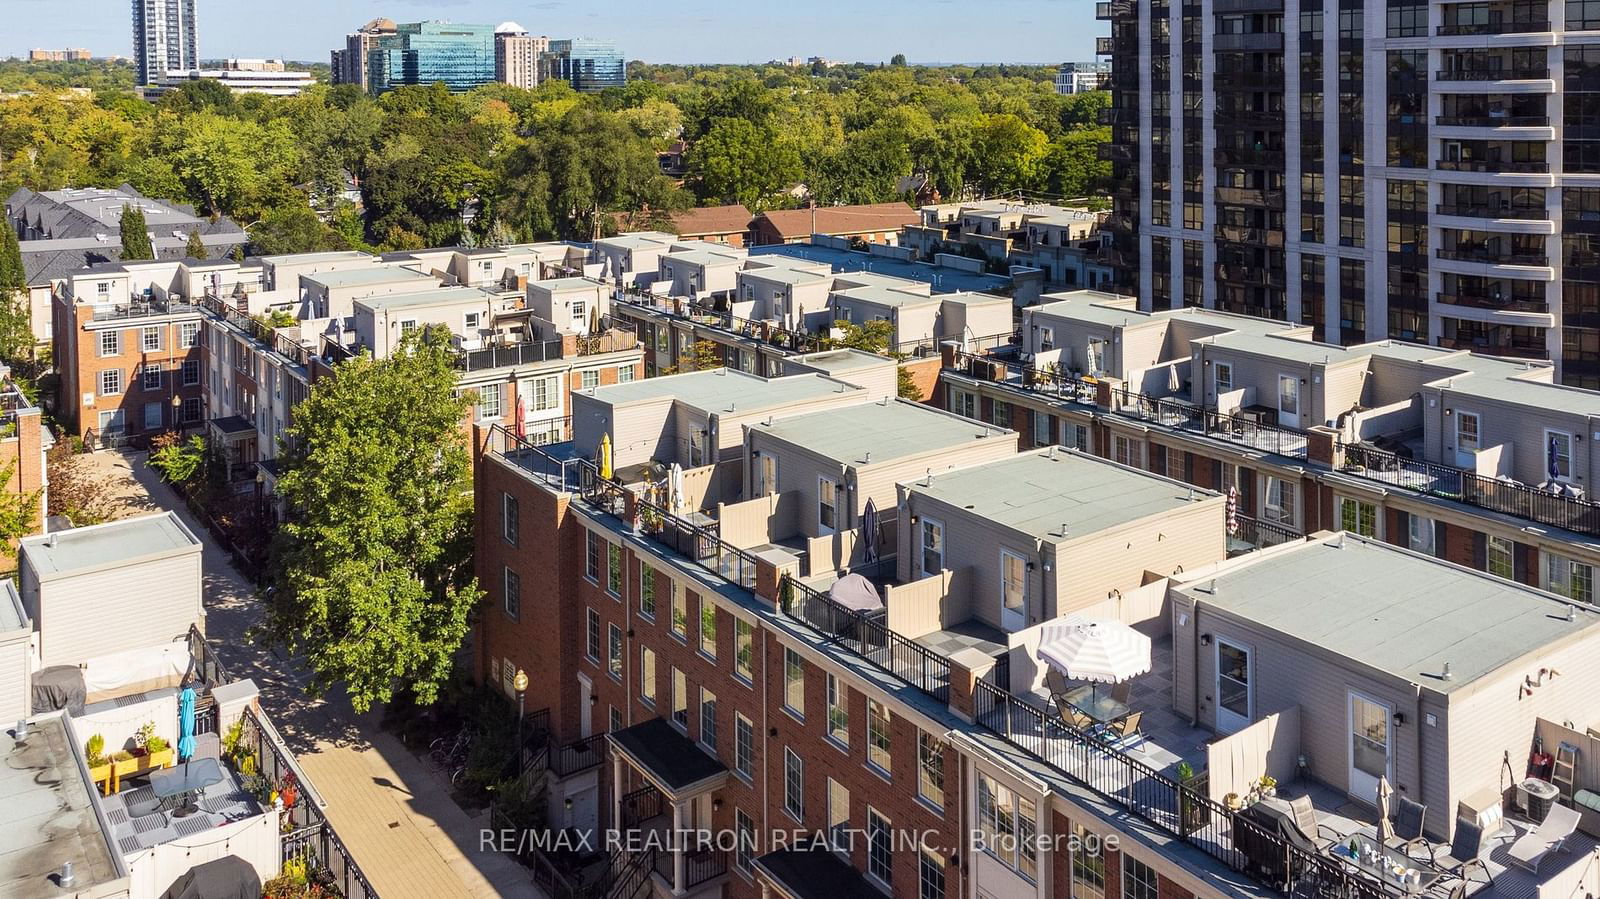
[90,449,542,899]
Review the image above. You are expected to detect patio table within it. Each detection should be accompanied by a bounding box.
[1331,830,1444,895]
[1062,684,1131,725]
[149,757,225,818]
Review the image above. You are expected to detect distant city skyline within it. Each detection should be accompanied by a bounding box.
[0,0,1096,66]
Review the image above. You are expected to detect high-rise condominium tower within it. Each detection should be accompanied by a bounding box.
[1097,0,1600,387]
[132,0,199,87]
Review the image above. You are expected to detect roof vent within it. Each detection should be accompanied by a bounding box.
[14,719,25,740]
[1442,662,1453,681]
[1336,532,1347,549]
[864,452,872,464]
[922,467,932,487]
[47,532,57,548]
[1047,445,1057,460]
[59,862,75,889]
[1567,605,1578,622]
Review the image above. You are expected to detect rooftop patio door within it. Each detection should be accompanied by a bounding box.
[1000,549,1027,631]
[1215,639,1253,733]
[1277,375,1300,430]
[1348,691,1392,802]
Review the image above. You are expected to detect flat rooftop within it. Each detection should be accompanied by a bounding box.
[0,715,124,898]
[739,263,831,286]
[751,244,1011,295]
[789,348,894,374]
[20,512,199,579]
[662,247,744,267]
[832,284,938,308]
[752,399,1010,466]
[596,233,673,251]
[1442,371,1600,417]
[355,285,491,311]
[910,448,1216,543]
[261,250,373,266]
[0,580,24,632]
[300,266,436,290]
[530,277,599,292]
[584,369,861,414]
[1179,534,1600,692]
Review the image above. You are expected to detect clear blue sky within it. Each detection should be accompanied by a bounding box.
[0,0,1098,65]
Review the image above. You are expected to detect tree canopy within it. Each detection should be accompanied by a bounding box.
[262,325,481,711]
[119,204,153,260]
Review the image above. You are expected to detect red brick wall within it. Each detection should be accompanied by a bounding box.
[62,306,203,442]
[900,358,942,405]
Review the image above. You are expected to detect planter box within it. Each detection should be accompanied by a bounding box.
[89,763,112,796]
[110,747,175,792]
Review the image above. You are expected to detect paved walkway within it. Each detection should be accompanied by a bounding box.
[90,448,542,899]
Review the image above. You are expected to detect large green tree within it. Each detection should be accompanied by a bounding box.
[689,117,801,211]
[118,204,153,260]
[262,325,481,711]
[0,220,23,294]
[0,220,31,363]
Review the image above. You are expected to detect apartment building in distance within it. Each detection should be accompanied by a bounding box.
[143,60,316,98]
[474,352,1600,899]
[132,0,199,86]
[540,38,627,92]
[1054,61,1111,94]
[331,17,397,91]
[1094,0,1600,386]
[494,23,548,89]
[365,21,497,94]
[27,48,93,62]
[901,198,1114,290]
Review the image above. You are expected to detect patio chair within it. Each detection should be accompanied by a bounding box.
[1391,797,1434,863]
[1285,795,1343,850]
[1435,817,1493,888]
[1053,696,1096,732]
[1110,682,1133,704]
[1508,803,1580,874]
[1105,710,1143,742]
[1045,668,1071,702]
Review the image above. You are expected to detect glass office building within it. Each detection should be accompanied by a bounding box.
[542,39,626,92]
[367,21,496,94]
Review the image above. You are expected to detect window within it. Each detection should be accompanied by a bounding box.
[1215,361,1234,396]
[753,451,777,496]
[735,810,756,872]
[978,773,1036,880]
[1031,410,1052,447]
[1408,515,1435,555]
[585,531,601,582]
[828,778,851,851]
[734,713,754,779]
[531,375,560,411]
[1488,535,1515,579]
[1339,497,1378,537]
[699,687,718,750]
[96,280,110,296]
[1113,434,1142,468]
[1071,824,1106,899]
[609,705,623,734]
[867,808,893,887]
[867,699,892,775]
[671,668,688,728]
[585,608,600,662]
[699,599,717,658]
[826,674,849,746]
[464,311,481,331]
[949,388,976,419]
[475,382,502,421]
[606,543,622,597]
[919,848,946,899]
[920,518,945,577]
[1546,430,1574,481]
[991,401,1010,429]
[141,364,162,391]
[399,319,418,334]
[639,565,656,619]
[734,619,753,681]
[917,733,945,808]
[99,369,122,395]
[141,326,161,351]
[1124,857,1159,899]
[1062,421,1088,451]
[581,369,600,390]
[607,623,623,680]
[640,647,657,706]
[142,402,162,431]
[670,582,687,638]
[818,477,839,532]
[1546,553,1595,604]
[784,748,804,819]
[502,493,519,545]
[1264,477,1297,527]
[783,648,805,717]
[503,568,521,619]
[182,396,201,423]
[181,358,200,386]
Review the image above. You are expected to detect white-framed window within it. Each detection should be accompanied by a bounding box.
[699,687,717,750]
[1545,430,1574,481]
[182,396,201,422]
[502,567,520,619]
[920,517,945,577]
[672,667,688,728]
[670,581,687,638]
[180,321,200,348]
[581,369,600,390]
[1113,433,1141,467]
[827,778,850,852]
[502,492,519,545]
[585,530,601,583]
[867,698,892,775]
[919,848,946,899]
[639,646,656,706]
[1545,552,1595,604]
[99,330,120,356]
[606,543,622,597]
[1071,824,1106,899]
[475,382,502,421]
[783,748,804,819]
[699,598,717,658]
[1062,421,1089,451]
[734,713,754,779]
[532,375,560,411]
[609,705,622,734]
[607,623,623,680]
[818,476,839,533]
[992,400,1010,429]
[141,326,161,351]
[977,772,1036,880]
[867,807,893,887]
[1214,361,1234,396]
[617,365,635,383]
[735,809,756,872]
[1488,535,1515,579]
[1031,410,1052,446]
[99,369,123,395]
[917,732,944,809]
[734,619,754,682]
[1124,856,1159,899]
[584,608,600,662]
[826,674,848,746]
[1037,325,1055,351]
[1408,514,1435,555]
[399,319,418,334]
[142,402,162,431]
[96,280,110,296]
[1338,496,1378,537]
[1264,476,1297,528]
[783,648,804,717]
[98,409,125,435]
[141,364,162,391]
[464,311,482,331]
[639,564,656,619]
[949,388,976,419]
[181,358,200,385]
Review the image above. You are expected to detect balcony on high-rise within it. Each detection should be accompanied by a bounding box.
[1437,4,1549,35]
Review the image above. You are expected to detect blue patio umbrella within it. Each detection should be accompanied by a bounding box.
[178,687,197,761]
[1549,435,1564,484]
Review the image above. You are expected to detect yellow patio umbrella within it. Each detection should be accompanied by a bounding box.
[598,432,614,481]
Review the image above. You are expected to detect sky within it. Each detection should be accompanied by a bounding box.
[0,0,1098,66]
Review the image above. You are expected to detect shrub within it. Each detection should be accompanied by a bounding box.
[146,735,169,754]
[85,734,106,767]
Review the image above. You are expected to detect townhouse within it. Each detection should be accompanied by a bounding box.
[747,202,921,247]
[900,199,1115,291]
[475,358,1600,899]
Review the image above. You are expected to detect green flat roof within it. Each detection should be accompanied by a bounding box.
[909,448,1214,543]
[752,399,1011,466]
[301,266,436,289]
[586,369,862,413]
[1180,535,1600,691]
[21,513,198,579]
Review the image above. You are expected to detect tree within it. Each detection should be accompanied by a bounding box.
[970,114,1050,195]
[184,228,207,260]
[0,220,23,295]
[119,204,153,260]
[0,220,29,364]
[681,339,722,372]
[262,324,481,711]
[829,318,895,355]
[689,118,802,211]
[250,204,347,256]
[148,432,208,486]
[0,457,39,563]
[46,441,118,526]
[890,54,908,67]
[897,365,923,401]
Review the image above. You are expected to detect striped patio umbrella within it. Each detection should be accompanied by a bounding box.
[1036,616,1153,686]
[1226,485,1240,536]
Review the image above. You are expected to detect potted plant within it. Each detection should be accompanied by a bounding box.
[279,771,300,809]
[1254,774,1277,800]
[144,734,174,771]
[1175,761,1211,835]
[110,749,139,791]
[85,734,110,791]
[132,722,156,756]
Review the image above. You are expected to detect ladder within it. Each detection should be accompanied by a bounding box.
[1553,741,1580,807]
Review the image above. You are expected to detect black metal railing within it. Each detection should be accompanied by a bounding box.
[949,351,1100,404]
[1229,515,1303,553]
[605,846,657,899]
[656,846,727,890]
[1116,388,1311,460]
[1339,442,1600,537]
[549,733,608,777]
[89,296,204,321]
[620,784,664,830]
[186,624,231,687]
[784,578,952,702]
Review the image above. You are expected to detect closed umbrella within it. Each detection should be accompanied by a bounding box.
[1036,616,1152,700]
[668,462,685,514]
[861,498,879,564]
[177,686,196,761]
[1376,775,1395,843]
[1168,364,1182,395]
[1226,485,1240,536]
[598,433,614,481]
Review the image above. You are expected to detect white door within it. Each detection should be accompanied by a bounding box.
[920,518,945,578]
[1000,550,1028,631]
[577,672,593,738]
[1214,362,1234,400]
[1215,640,1253,733]
[1348,692,1392,801]
[1277,375,1300,429]
[1455,411,1481,468]
[754,453,777,496]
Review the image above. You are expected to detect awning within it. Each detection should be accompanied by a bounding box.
[754,842,890,899]
[607,718,727,799]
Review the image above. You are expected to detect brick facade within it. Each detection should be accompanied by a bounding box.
[56,299,203,445]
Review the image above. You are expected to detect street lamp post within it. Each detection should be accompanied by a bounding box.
[513,668,530,766]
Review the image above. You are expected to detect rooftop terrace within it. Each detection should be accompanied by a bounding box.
[0,716,123,899]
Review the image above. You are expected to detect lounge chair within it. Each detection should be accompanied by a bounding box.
[1508,804,1581,873]
[1436,817,1493,887]
[1391,797,1433,862]
[1285,795,1343,850]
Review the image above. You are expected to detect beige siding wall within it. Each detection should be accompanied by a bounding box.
[0,633,28,722]
[1119,320,1170,374]
[1200,352,1315,424]
[1423,386,1596,485]
[36,552,203,668]
[956,301,1015,342]
[1053,499,1227,616]
[1321,359,1369,425]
